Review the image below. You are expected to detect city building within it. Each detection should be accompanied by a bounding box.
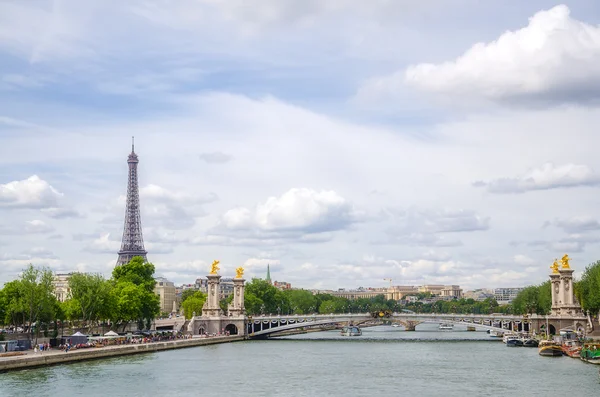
[494,287,524,305]
[387,285,419,300]
[311,284,464,302]
[418,285,445,295]
[440,285,463,299]
[463,289,495,301]
[154,277,177,314]
[195,278,208,293]
[219,278,235,300]
[327,288,388,300]
[273,281,291,290]
[52,273,72,302]
[192,277,234,300]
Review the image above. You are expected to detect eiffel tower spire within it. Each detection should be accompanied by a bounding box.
[116,137,147,266]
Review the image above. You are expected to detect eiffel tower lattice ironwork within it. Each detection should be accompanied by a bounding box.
[116,137,147,266]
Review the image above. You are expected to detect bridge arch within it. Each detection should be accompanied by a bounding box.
[225,324,238,335]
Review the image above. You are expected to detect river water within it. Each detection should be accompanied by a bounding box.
[2,324,598,396]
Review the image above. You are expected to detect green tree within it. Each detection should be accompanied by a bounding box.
[182,291,207,319]
[68,273,112,331]
[319,300,337,314]
[110,281,145,331]
[2,280,26,326]
[220,295,233,313]
[0,287,6,326]
[112,256,156,292]
[111,257,160,330]
[576,260,600,315]
[62,298,83,322]
[180,289,197,305]
[283,289,316,314]
[244,279,288,314]
[20,264,56,341]
[510,282,551,315]
[244,293,264,315]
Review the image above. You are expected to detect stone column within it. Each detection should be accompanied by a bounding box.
[559,268,574,306]
[550,273,561,316]
[202,274,222,317]
[227,278,245,317]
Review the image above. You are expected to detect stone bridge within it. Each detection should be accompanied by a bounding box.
[245,313,537,338]
[187,258,591,339]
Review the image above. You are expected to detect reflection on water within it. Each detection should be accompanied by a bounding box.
[2,324,598,397]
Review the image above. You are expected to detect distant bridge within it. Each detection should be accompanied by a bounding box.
[246,313,530,338]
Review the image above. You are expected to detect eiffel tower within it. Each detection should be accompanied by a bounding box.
[116,137,147,266]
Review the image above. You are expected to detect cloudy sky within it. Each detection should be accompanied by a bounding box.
[2,1,600,291]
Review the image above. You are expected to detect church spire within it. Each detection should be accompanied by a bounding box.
[266,264,271,284]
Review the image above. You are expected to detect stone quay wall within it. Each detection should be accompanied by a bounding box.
[0,335,245,373]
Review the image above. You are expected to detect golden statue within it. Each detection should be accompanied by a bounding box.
[235,266,244,279]
[210,260,220,275]
[550,259,559,274]
[561,254,571,269]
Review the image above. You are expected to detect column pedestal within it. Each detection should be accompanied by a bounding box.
[202,274,223,317]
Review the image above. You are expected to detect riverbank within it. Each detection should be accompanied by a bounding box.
[0,335,245,373]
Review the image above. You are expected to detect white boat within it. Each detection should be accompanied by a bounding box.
[489,330,504,338]
[340,325,362,336]
[391,324,400,328]
[439,323,454,330]
[502,333,520,344]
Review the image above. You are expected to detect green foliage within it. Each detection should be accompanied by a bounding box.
[68,273,112,329]
[244,293,264,315]
[182,291,207,319]
[0,287,6,326]
[511,282,551,315]
[20,264,58,339]
[110,281,145,326]
[575,260,600,314]
[112,256,156,292]
[2,280,26,326]
[244,279,289,315]
[61,298,83,321]
[220,295,233,312]
[282,289,316,314]
[180,289,197,304]
[110,257,160,330]
[319,300,337,314]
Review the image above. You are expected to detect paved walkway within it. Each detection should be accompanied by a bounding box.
[0,335,236,363]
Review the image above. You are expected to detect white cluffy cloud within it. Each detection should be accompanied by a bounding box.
[474,163,600,194]
[0,175,63,208]
[222,188,359,233]
[363,5,600,105]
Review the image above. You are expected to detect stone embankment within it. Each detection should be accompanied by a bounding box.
[0,335,245,373]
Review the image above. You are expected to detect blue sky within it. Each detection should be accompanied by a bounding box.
[2,1,600,290]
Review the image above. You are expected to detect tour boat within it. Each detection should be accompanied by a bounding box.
[439,323,453,330]
[538,340,563,357]
[522,338,539,348]
[340,325,362,337]
[562,339,582,358]
[502,333,519,344]
[580,344,600,364]
[506,338,523,347]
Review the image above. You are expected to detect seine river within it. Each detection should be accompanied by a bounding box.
[2,324,598,396]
